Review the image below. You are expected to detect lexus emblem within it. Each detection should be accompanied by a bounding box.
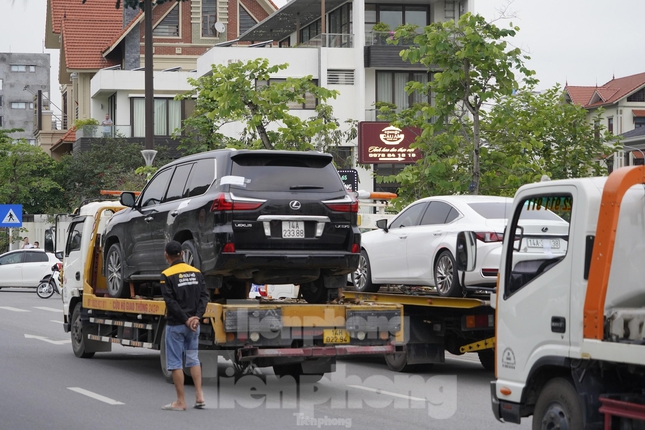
[289,200,302,210]
[541,227,549,233]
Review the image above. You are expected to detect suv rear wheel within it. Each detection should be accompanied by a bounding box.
[106,243,128,298]
[181,240,200,269]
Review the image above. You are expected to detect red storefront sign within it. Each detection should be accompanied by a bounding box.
[358,121,422,164]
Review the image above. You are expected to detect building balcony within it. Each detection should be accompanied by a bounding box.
[363,31,422,69]
[299,33,353,48]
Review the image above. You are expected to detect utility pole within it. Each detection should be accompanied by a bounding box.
[144,0,154,150]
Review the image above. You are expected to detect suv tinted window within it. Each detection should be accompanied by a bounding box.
[165,163,193,202]
[185,158,215,197]
[25,251,48,263]
[230,155,344,192]
[140,168,173,207]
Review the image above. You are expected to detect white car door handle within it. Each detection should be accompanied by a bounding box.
[399,236,407,239]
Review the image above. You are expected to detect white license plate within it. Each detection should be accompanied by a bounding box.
[527,238,560,249]
[282,221,305,238]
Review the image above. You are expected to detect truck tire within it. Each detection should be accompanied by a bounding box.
[384,345,430,372]
[181,240,200,269]
[71,303,95,358]
[106,243,128,298]
[478,350,495,371]
[300,278,328,304]
[533,378,584,430]
[352,250,379,293]
[434,250,461,297]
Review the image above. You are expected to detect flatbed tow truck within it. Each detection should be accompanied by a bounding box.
[343,288,495,372]
[61,200,404,381]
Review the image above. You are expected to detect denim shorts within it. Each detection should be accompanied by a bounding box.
[165,324,200,371]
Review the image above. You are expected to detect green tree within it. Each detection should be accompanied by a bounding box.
[177,58,356,154]
[56,138,173,209]
[0,129,65,214]
[481,86,619,195]
[392,13,538,195]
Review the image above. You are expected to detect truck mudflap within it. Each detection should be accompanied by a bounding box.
[491,381,521,424]
[237,343,397,362]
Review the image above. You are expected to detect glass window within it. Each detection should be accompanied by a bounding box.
[505,194,572,297]
[202,0,217,37]
[377,71,429,110]
[25,252,48,263]
[628,89,645,102]
[132,98,182,137]
[608,117,614,134]
[420,201,454,225]
[0,79,3,90]
[635,117,645,128]
[379,5,403,29]
[266,79,318,110]
[0,116,2,128]
[65,221,84,256]
[0,252,23,265]
[139,168,173,207]
[185,158,216,197]
[165,163,193,202]
[390,202,427,229]
[11,102,27,109]
[239,5,256,36]
[11,65,26,72]
[405,6,428,29]
[154,4,179,37]
[0,96,3,107]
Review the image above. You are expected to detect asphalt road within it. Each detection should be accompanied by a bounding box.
[0,288,531,430]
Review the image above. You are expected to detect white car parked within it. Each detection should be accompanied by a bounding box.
[0,249,62,289]
[353,195,569,297]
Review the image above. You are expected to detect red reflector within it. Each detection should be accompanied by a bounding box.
[482,268,498,277]
[475,315,489,327]
[475,232,504,242]
[222,242,235,253]
[324,201,359,213]
[351,244,360,253]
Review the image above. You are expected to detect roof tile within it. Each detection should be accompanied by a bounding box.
[566,71,645,108]
[62,19,122,70]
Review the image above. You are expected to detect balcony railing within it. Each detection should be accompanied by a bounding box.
[365,31,418,46]
[300,33,353,48]
[76,125,132,139]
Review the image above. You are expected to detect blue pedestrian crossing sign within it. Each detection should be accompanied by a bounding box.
[0,205,22,227]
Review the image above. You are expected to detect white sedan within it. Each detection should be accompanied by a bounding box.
[354,195,567,297]
[0,249,61,289]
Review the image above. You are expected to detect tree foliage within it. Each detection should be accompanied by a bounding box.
[0,129,65,214]
[177,58,356,155]
[391,13,537,195]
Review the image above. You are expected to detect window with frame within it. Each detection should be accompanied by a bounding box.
[627,88,645,102]
[376,71,430,110]
[0,79,3,90]
[0,96,2,107]
[328,146,354,169]
[608,117,614,134]
[65,221,84,256]
[364,4,429,33]
[0,116,2,128]
[258,79,319,110]
[11,102,28,109]
[154,4,179,37]
[239,5,257,36]
[329,3,352,35]
[202,0,217,37]
[300,19,321,43]
[131,98,183,137]
[635,117,645,128]
[10,65,36,72]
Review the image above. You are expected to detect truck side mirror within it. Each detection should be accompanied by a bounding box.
[375,218,389,232]
[120,192,136,208]
[456,231,477,272]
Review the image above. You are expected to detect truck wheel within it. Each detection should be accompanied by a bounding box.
[384,346,421,372]
[352,250,379,293]
[533,378,584,430]
[181,240,201,269]
[300,278,328,304]
[478,350,495,371]
[71,303,95,358]
[434,250,461,297]
[106,243,128,298]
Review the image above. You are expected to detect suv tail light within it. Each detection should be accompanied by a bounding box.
[322,195,358,213]
[210,193,265,212]
[475,232,504,243]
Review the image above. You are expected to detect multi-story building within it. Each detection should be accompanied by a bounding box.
[566,72,645,170]
[88,0,471,193]
[0,53,50,143]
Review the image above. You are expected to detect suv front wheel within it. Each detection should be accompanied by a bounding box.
[106,243,128,298]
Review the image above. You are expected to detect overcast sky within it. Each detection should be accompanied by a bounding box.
[3,0,645,116]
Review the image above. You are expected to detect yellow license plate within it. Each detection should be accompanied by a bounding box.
[323,329,350,344]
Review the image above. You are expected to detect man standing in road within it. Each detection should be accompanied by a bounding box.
[160,240,208,411]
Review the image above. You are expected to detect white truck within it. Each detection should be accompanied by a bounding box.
[459,167,645,429]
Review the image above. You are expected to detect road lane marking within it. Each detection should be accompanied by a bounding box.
[348,385,426,401]
[67,387,125,405]
[0,306,29,312]
[50,320,64,324]
[24,334,71,345]
[33,306,62,313]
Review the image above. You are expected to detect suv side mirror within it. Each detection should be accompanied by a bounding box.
[375,218,389,232]
[120,192,136,208]
[456,231,477,272]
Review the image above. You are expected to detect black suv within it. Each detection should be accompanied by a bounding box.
[102,149,360,303]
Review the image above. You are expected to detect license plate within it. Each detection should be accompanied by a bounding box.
[323,329,350,344]
[527,238,560,249]
[282,221,305,238]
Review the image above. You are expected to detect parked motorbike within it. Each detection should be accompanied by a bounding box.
[36,262,63,299]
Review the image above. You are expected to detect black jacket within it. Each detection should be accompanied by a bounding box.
[160,260,209,326]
